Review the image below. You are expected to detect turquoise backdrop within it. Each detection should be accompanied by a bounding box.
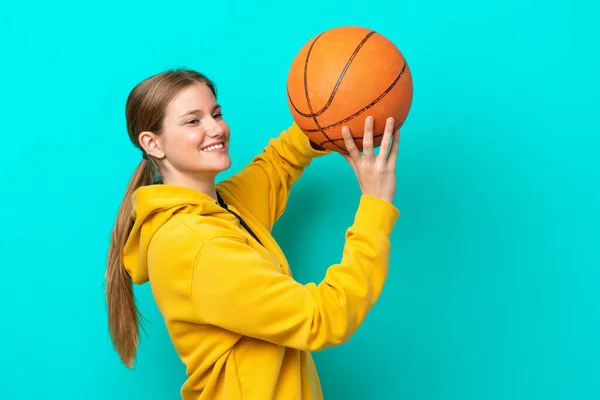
[1,0,598,399]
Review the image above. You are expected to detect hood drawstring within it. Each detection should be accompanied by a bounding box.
[216,192,264,247]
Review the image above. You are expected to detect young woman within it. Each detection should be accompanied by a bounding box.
[106,68,401,399]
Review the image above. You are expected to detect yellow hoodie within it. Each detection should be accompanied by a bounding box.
[122,123,400,399]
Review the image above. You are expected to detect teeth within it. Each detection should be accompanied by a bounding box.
[202,143,224,152]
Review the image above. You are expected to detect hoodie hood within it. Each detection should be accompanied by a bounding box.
[122,184,227,284]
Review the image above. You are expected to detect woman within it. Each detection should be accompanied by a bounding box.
[105,68,401,399]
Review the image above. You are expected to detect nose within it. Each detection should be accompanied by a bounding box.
[205,117,224,137]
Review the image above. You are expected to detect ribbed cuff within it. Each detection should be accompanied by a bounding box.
[353,195,400,237]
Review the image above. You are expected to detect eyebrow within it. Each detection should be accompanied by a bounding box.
[179,104,221,119]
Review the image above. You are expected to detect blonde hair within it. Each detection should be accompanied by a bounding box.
[105,69,217,368]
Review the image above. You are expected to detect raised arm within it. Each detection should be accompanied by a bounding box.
[191,195,399,351]
[218,123,330,231]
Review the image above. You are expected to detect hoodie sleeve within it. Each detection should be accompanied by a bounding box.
[191,195,399,352]
[218,122,330,232]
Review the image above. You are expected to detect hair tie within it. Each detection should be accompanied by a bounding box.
[141,152,163,184]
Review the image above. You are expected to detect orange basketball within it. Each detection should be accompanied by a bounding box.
[286,26,413,152]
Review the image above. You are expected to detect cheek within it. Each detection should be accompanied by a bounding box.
[183,129,206,147]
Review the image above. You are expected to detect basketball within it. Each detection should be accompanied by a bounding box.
[286,26,413,152]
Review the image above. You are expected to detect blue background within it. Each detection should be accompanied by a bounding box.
[1,0,598,399]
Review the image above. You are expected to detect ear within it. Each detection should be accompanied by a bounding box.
[138,131,165,159]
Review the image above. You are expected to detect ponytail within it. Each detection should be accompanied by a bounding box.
[105,160,152,368]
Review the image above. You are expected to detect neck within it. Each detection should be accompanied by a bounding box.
[162,171,218,200]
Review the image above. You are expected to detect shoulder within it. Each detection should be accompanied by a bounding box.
[145,213,248,303]
[147,213,247,264]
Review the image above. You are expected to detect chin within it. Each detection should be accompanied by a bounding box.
[218,160,232,172]
[206,157,232,173]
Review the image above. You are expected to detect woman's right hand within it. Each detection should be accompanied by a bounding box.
[341,116,400,204]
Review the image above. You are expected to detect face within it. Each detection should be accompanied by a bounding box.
[139,82,231,183]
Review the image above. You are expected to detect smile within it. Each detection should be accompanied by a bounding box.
[201,143,225,152]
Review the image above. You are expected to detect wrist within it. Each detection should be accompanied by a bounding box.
[354,195,400,237]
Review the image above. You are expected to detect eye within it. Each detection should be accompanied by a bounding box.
[186,119,199,125]
[213,112,223,119]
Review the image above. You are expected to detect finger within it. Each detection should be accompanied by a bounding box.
[342,126,361,163]
[377,117,395,161]
[341,153,357,172]
[387,128,401,166]
[362,116,374,160]
[340,153,358,174]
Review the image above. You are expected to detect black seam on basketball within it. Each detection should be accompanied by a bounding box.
[318,121,402,148]
[303,59,408,133]
[290,31,376,118]
[286,34,324,117]
[303,32,345,151]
